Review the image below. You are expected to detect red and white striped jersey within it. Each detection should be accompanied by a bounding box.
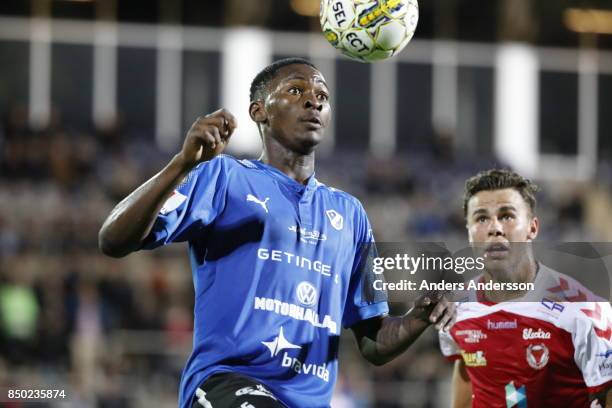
[439,265,612,408]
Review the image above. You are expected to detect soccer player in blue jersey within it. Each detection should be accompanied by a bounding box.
[99,58,455,408]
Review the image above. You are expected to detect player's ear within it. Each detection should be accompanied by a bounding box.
[249,101,267,124]
[527,215,539,241]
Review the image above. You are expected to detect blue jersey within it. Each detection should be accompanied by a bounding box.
[141,155,388,408]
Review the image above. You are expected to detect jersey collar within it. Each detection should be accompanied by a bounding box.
[251,160,319,192]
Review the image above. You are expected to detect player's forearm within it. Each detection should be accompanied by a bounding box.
[98,154,191,257]
[452,360,472,408]
[359,313,430,365]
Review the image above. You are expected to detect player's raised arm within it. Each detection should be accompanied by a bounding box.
[351,292,456,366]
[98,109,237,258]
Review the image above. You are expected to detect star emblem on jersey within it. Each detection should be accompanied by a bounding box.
[262,326,301,357]
[296,281,317,307]
[246,194,270,213]
[526,343,549,370]
[505,381,527,408]
[326,209,343,230]
[581,303,612,341]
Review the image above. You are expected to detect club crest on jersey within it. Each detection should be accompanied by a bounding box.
[246,194,270,213]
[326,209,343,230]
[526,343,549,370]
[296,281,318,307]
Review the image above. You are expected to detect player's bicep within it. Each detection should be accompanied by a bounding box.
[452,359,472,408]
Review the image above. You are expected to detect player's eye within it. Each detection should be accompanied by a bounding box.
[288,87,302,95]
[501,214,514,221]
[476,216,488,223]
[317,93,329,102]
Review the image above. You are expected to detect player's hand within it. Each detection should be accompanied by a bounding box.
[178,109,237,170]
[410,291,456,331]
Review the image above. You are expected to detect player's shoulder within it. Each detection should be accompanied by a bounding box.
[315,181,366,212]
[212,154,257,170]
[191,154,259,176]
[538,264,604,302]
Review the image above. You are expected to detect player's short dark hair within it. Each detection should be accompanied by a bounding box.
[249,58,317,102]
[463,169,539,218]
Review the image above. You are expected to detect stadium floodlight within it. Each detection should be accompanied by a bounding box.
[494,43,539,178]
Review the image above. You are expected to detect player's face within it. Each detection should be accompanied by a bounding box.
[263,64,331,154]
[466,188,539,276]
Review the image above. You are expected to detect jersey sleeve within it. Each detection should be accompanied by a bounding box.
[342,202,389,329]
[439,328,461,361]
[140,155,230,249]
[572,301,612,395]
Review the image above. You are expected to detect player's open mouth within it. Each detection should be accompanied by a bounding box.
[485,242,510,258]
[300,116,322,128]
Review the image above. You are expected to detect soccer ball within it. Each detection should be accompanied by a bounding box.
[319,0,419,62]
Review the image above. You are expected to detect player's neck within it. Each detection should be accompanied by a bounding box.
[483,258,538,302]
[260,140,315,185]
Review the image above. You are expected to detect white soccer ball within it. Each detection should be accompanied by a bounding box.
[320,0,419,62]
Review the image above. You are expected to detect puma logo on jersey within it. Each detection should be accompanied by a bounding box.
[247,194,270,213]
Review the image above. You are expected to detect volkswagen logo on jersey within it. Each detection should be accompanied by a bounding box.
[526,343,549,370]
[296,282,318,307]
[326,209,343,231]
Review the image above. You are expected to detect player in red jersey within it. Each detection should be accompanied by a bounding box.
[439,169,611,408]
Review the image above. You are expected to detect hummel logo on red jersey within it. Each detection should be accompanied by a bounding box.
[247,194,270,213]
[487,319,517,330]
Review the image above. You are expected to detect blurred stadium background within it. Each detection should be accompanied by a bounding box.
[0,0,611,406]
